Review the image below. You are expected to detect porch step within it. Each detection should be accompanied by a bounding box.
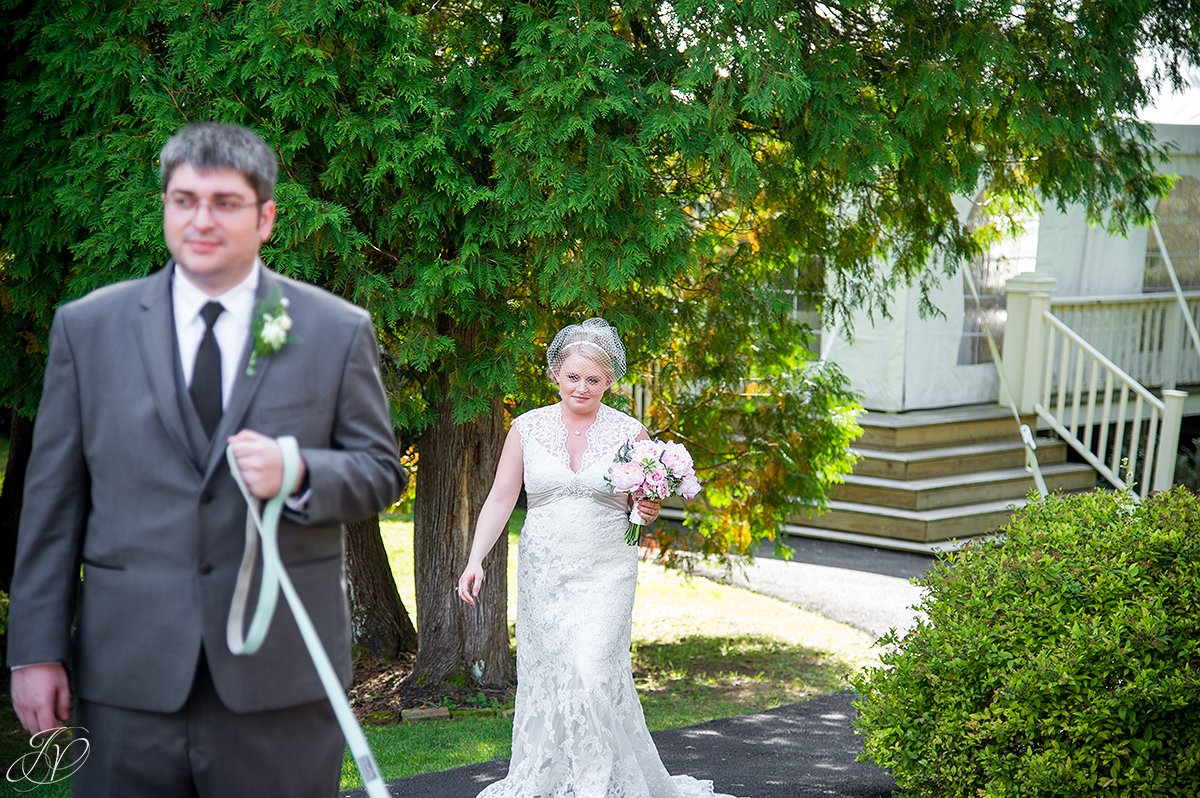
[851,438,1069,480]
[857,404,1033,451]
[833,462,1096,510]
[805,497,1032,544]
[794,403,1098,545]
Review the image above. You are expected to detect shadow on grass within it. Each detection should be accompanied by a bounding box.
[633,633,854,730]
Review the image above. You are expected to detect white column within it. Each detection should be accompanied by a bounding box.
[1160,302,1185,391]
[1152,390,1188,493]
[1002,274,1057,414]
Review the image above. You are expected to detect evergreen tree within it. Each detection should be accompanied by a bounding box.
[2,0,1197,684]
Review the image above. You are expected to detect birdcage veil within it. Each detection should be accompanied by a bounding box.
[546,318,627,382]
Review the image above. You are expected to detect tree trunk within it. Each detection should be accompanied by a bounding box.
[345,515,418,659]
[0,413,35,593]
[411,373,511,687]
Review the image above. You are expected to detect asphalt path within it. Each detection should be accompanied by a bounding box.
[696,536,931,638]
[343,537,932,798]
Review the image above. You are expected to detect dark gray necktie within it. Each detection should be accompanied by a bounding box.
[190,301,225,438]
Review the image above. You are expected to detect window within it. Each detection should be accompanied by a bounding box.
[957,197,1040,365]
[1145,175,1200,292]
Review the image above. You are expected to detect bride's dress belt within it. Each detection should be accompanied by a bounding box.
[527,484,628,512]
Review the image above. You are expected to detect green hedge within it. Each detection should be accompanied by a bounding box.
[851,487,1200,797]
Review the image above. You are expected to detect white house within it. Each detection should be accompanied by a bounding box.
[825,69,1200,413]
[803,69,1200,550]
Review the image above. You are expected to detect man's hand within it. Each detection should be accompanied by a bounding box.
[228,429,307,499]
[11,663,71,735]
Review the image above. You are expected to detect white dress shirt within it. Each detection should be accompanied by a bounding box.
[173,262,260,403]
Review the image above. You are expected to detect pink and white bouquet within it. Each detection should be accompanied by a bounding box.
[605,438,703,545]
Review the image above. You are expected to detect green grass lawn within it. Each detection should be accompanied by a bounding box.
[339,514,876,788]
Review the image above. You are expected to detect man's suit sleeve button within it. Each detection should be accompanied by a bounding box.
[199,563,214,575]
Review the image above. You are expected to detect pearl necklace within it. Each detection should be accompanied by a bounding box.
[563,413,596,437]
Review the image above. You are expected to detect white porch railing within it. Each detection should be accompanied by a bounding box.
[1003,275,1188,497]
[1051,291,1200,390]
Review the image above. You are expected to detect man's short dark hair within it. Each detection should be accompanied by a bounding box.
[159,123,278,202]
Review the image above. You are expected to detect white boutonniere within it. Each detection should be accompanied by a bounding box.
[247,290,292,376]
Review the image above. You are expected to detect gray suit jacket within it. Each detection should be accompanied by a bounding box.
[7,264,406,714]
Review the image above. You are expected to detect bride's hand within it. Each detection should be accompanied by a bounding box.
[635,498,661,523]
[457,562,484,606]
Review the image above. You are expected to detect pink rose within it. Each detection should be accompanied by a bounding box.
[629,439,663,467]
[609,462,645,493]
[660,441,693,475]
[643,470,669,499]
[678,474,702,499]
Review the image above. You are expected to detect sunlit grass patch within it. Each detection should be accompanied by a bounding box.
[630,558,875,670]
[629,559,875,730]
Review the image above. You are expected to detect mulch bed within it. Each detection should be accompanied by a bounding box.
[349,654,513,723]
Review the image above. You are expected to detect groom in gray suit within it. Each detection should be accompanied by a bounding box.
[7,123,406,797]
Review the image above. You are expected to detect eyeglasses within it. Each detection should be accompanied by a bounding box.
[164,195,263,219]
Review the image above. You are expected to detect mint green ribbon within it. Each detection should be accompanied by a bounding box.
[226,436,389,798]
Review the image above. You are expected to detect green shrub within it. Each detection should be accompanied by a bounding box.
[851,487,1200,798]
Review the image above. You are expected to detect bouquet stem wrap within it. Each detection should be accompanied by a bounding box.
[625,504,647,545]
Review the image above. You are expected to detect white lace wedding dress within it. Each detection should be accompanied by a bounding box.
[478,403,738,798]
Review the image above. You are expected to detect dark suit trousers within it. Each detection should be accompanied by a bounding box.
[72,655,345,798]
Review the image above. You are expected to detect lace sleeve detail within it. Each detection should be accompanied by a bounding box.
[611,406,647,443]
[512,406,567,466]
[628,415,648,441]
[510,409,531,440]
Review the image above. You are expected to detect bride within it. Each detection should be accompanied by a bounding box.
[457,318,739,798]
